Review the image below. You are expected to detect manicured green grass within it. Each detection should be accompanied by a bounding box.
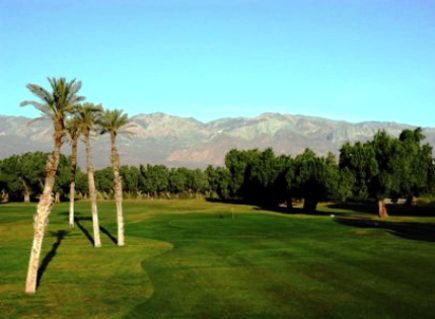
[1,199,435,318]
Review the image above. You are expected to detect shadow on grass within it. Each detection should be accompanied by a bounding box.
[206,198,347,216]
[74,215,118,245]
[334,216,435,243]
[74,217,94,246]
[99,226,117,245]
[254,205,349,217]
[329,202,435,217]
[37,230,70,288]
[206,198,245,205]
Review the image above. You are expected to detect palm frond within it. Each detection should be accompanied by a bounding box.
[20,101,54,118]
[99,108,133,136]
[27,116,48,126]
[25,84,53,104]
[22,77,85,122]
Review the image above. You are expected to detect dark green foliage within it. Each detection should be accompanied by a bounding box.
[339,141,378,201]
[205,165,231,199]
[225,149,259,198]
[1,128,433,206]
[292,150,341,211]
[221,148,343,211]
[0,152,70,201]
[94,167,113,194]
[53,154,73,199]
[120,165,140,194]
[397,128,433,201]
[74,170,88,196]
[168,168,187,194]
[340,128,434,205]
[139,164,169,196]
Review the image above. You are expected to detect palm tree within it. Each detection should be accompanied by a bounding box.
[65,117,81,228]
[21,77,84,294]
[100,109,132,246]
[75,103,103,248]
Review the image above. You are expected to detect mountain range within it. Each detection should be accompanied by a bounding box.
[0,112,434,168]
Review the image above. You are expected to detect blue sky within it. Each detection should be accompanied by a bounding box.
[0,0,434,126]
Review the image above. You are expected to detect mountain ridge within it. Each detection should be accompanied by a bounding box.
[0,112,434,168]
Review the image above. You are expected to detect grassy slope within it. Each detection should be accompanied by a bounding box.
[0,199,435,318]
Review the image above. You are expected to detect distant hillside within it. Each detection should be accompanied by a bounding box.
[0,112,434,168]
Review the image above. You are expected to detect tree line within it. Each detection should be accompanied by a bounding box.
[2,128,434,218]
[215,128,435,218]
[0,155,211,200]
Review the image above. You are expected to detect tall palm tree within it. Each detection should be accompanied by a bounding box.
[100,109,132,246]
[21,77,84,294]
[76,103,103,248]
[65,117,81,228]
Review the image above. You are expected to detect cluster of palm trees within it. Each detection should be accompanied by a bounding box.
[21,77,132,294]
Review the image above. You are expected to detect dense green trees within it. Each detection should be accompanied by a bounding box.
[0,152,74,202]
[340,128,434,217]
[221,148,348,211]
[216,129,433,214]
[1,128,434,220]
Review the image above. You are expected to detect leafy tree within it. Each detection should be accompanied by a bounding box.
[21,77,84,294]
[225,149,259,198]
[120,166,140,195]
[0,154,37,201]
[370,131,406,217]
[19,152,46,202]
[398,128,433,205]
[245,148,289,205]
[95,167,114,194]
[139,164,169,197]
[293,149,339,212]
[206,165,231,200]
[0,152,69,203]
[53,154,72,202]
[339,141,378,201]
[168,168,187,194]
[75,170,89,197]
[340,129,433,218]
[186,169,208,196]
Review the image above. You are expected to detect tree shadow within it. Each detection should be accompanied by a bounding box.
[254,205,348,217]
[74,217,94,246]
[334,216,435,243]
[37,230,70,287]
[99,225,117,245]
[206,197,245,205]
[207,197,348,216]
[328,202,435,217]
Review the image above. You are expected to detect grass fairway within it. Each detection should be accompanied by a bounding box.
[1,199,435,318]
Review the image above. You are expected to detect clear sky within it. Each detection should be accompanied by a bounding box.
[0,0,434,126]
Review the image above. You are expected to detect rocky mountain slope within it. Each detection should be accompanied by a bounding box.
[0,112,434,168]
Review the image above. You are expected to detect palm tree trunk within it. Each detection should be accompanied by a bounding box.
[111,133,125,246]
[85,131,101,247]
[25,121,63,294]
[69,137,78,228]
